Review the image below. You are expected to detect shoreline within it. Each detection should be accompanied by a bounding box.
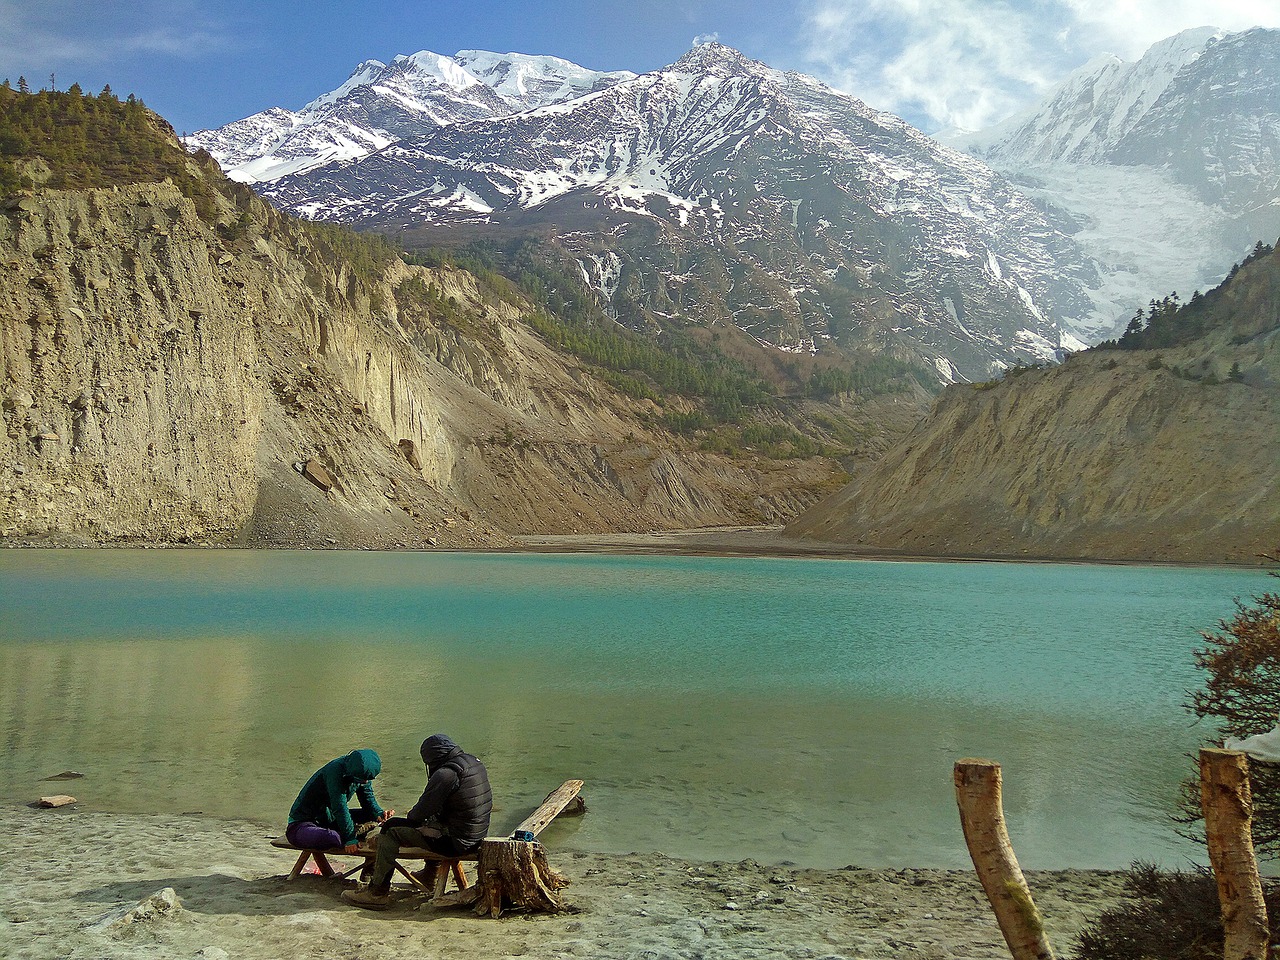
[3,803,1132,960]
[1,524,1269,568]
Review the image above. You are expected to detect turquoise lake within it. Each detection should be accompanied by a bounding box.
[0,549,1267,869]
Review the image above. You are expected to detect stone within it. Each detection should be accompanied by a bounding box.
[106,887,183,930]
[35,795,76,807]
[302,459,334,492]
[397,438,422,470]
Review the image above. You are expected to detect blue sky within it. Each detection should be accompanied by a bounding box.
[1,0,1277,135]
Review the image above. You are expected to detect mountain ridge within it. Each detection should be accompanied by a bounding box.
[786,245,1280,564]
[252,42,1100,382]
[943,26,1280,339]
[2,86,923,546]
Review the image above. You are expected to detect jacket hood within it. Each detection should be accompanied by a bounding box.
[344,748,381,782]
[421,734,463,768]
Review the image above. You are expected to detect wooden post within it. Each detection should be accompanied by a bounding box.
[1199,748,1270,960]
[954,759,1055,960]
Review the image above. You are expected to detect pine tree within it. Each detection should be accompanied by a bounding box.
[17,76,29,94]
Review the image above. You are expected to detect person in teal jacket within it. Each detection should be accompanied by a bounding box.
[287,749,393,852]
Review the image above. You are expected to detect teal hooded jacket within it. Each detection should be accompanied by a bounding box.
[288,749,384,846]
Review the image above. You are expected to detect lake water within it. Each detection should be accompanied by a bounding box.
[0,550,1266,869]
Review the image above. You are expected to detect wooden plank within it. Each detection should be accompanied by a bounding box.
[270,836,478,862]
[515,780,584,838]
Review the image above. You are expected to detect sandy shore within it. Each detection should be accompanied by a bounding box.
[2,803,1131,960]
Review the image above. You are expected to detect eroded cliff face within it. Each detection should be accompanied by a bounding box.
[0,175,853,547]
[0,185,263,541]
[787,286,1280,564]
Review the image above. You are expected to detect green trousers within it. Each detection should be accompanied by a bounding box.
[367,823,432,891]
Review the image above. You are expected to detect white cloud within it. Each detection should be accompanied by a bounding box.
[0,0,232,69]
[693,32,721,46]
[801,0,1280,132]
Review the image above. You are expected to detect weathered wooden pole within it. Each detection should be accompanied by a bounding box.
[954,758,1056,960]
[1199,748,1270,960]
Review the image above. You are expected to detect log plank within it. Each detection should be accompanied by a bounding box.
[515,779,585,837]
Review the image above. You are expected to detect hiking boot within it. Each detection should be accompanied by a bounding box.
[342,886,391,910]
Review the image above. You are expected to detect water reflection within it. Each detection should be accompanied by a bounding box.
[0,550,1263,869]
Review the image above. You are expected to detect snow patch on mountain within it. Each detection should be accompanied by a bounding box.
[1004,162,1231,337]
[188,49,635,184]
[943,27,1221,164]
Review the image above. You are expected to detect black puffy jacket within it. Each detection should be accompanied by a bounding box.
[406,734,493,848]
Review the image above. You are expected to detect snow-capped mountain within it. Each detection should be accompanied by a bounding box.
[943,27,1280,337]
[953,28,1221,165]
[186,51,634,184]
[254,43,1098,380]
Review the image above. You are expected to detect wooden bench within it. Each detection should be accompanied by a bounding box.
[272,779,584,905]
[270,836,478,898]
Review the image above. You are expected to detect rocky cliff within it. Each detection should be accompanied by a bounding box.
[1,94,916,547]
[786,249,1280,564]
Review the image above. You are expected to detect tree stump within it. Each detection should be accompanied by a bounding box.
[954,759,1055,960]
[1199,748,1270,960]
[436,839,569,918]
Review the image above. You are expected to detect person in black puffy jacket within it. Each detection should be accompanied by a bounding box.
[343,734,492,909]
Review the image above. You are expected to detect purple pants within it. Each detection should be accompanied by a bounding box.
[286,820,342,849]
[286,808,377,849]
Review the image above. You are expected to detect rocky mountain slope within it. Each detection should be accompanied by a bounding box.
[1,87,921,547]
[247,43,1102,383]
[786,245,1280,564]
[944,27,1280,340]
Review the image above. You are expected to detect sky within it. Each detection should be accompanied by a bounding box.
[1,0,1278,136]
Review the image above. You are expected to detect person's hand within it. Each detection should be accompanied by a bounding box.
[379,809,394,822]
[343,843,359,854]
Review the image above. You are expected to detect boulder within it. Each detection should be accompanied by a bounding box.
[302,459,334,492]
[398,438,422,470]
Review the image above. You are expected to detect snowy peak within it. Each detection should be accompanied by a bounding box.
[950,26,1222,163]
[394,50,483,92]
[188,48,636,183]
[302,59,386,112]
[671,42,769,79]
[941,25,1280,343]
[454,50,636,110]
